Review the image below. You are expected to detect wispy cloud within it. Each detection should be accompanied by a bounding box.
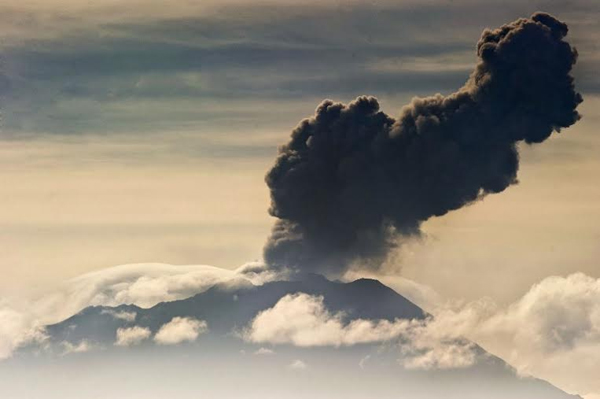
[288,359,307,370]
[60,339,94,355]
[253,347,275,355]
[101,309,137,323]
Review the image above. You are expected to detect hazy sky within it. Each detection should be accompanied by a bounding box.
[0,0,599,306]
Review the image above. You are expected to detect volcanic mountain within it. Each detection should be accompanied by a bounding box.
[4,274,581,399]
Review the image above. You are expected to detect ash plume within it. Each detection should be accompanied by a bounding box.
[264,12,582,275]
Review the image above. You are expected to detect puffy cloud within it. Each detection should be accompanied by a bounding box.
[288,359,307,370]
[244,293,399,346]
[370,272,600,397]
[154,317,208,345]
[114,326,151,347]
[244,273,600,396]
[348,271,600,396]
[244,293,476,369]
[0,302,47,360]
[447,273,600,398]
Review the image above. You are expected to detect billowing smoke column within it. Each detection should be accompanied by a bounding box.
[264,12,582,275]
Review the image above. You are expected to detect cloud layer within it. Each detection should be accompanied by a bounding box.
[2,262,600,398]
[0,262,277,360]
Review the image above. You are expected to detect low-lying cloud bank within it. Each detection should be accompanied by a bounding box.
[2,263,600,398]
[245,273,600,398]
[0,261,278,360]
[449,273,600,398]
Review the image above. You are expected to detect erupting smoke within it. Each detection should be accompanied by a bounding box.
[264,12,582,275]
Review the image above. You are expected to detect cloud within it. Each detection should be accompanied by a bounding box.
[63,263,244,310]
[400,336,477,370]
[1,3,473,137]
[40,262,276,322]
[114,326,151,347]
[446,273,600,398]
[243,292,477,369]
[288,359,307,370]
[154,317,208,345]
[244,293,401,346]
[101,309,137,322]
[0,262,279,360]
[242,273,600,396]
[0,302,47,360]
[253,347,276,355]
[61,340,94,355]
[369,272,600,397]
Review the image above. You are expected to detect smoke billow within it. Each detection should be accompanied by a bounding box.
[264,12,583,275]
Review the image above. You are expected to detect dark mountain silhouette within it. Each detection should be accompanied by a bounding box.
[46,273,426,344]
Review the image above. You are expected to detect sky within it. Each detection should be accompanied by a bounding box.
[1,1,600,398]
[1,0,598,302]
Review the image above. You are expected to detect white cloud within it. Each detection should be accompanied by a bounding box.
[243,273,600,397]
[288,359,307,370]
[64,263,244,310]
[243,293,476,369]
[244,293,401,347]
[154,317,208,345]
[61,340,94,355]
[400,337,476,370]
[32,262,278,326]
[0,261,280,360]
[235,261,289,286]
[0,301,47,360]
[114,326,151,347]
[101,309,137,322]
[254,347,275,355]
[441,273,600,398]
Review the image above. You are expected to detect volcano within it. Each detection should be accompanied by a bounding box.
[2,274,581,399]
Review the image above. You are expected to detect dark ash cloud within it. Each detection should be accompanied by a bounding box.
[264,12,583,275]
